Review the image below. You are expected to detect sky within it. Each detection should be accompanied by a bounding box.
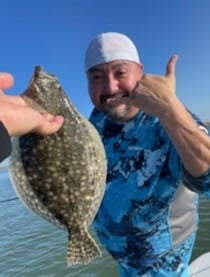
[0,0,210,121]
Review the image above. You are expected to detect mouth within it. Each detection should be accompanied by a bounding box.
[101,92,129,106]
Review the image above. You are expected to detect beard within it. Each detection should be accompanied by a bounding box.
[99,90,139,122]
[103,101,138,122]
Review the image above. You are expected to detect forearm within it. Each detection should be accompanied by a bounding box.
[128,55,210,177]
[159,98,210,177]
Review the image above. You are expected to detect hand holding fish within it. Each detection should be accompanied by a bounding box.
[0,72,64,136]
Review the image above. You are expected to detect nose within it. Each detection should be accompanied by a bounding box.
[103,75,119,96]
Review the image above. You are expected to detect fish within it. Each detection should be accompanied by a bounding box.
[8,66,107,266]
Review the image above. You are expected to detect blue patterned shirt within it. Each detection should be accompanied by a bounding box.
[89,109,210,275]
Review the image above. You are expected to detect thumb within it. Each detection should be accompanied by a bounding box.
[165,55,178,78]
[0,73,14,90]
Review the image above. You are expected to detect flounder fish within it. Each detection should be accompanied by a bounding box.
[9,66,107,266]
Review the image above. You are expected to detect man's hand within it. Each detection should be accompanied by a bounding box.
[130,55,178,117]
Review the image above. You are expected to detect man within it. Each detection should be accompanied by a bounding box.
[85,32,210,276]
[0,73,64,162]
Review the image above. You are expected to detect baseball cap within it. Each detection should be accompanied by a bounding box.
[85,32,140,71]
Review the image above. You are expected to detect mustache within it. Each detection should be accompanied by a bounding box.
[100,91,129,102]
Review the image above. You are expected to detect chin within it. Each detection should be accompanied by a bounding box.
[105,105,139,122]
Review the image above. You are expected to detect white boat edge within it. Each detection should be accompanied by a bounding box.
[189,252,210,276]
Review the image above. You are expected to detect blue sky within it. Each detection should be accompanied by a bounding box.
[1,0,210,121]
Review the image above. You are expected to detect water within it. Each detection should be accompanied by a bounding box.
[191,196,210,261]
[0,169,119,277]
[1,126,210,276]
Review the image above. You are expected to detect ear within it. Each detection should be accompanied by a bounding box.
[137,63,144,78]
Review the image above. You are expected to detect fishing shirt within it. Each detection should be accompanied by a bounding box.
[89,108,210,275]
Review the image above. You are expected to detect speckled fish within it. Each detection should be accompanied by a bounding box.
[8,66,107,266]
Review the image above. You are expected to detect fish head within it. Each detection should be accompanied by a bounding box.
[22,66,66,115]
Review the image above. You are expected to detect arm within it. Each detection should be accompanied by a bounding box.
[158,96,210,177]
[129,55,210,177]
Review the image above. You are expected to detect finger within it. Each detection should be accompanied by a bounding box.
[37,114,64,135]
[40,112,57,121]
[0,73,14,90]
[165,55,178,77]
[1,95,26,105]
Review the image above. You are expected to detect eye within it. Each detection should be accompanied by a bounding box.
[115,69,128,78]
[88,72,103,82]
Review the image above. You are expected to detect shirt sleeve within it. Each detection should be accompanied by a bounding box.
[0,121,12,162]
[182,167,210,198]
[181,111,210,197]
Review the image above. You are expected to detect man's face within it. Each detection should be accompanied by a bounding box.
[87,60,143,122]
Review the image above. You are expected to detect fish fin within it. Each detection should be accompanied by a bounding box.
[66,227,102,266]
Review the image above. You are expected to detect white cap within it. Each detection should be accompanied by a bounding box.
[85,32,140,71]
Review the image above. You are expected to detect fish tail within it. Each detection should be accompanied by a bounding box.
[66,227,102,266]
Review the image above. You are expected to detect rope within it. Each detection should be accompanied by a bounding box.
[0,197,18,204]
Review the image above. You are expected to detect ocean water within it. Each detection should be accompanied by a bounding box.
[1,172,210,277]
[0,126,210,276]
[0,169,119,277]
